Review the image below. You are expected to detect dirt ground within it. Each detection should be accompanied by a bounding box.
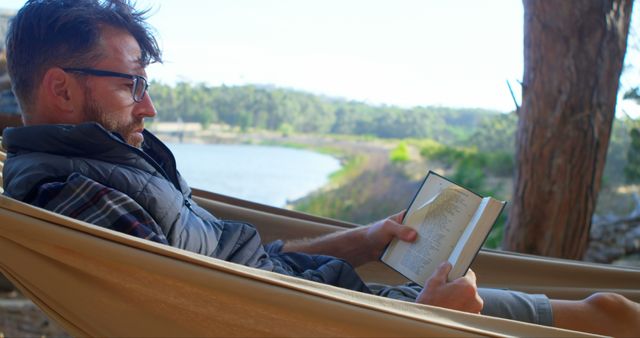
[0,289,69,338]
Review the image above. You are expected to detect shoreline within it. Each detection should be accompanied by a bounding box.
[152,123,389,206]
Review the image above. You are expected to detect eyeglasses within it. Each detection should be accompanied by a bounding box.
[62,67,149,103]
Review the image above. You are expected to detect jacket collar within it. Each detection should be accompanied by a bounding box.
[2,122,181,187]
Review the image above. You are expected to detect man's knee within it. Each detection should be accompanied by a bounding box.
[585,292,634,313]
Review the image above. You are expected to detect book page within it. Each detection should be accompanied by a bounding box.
[447,197,505,281]
[381,183,481,286]
[405,172,453,218]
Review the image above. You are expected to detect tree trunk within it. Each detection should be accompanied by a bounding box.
[503,0,633,259]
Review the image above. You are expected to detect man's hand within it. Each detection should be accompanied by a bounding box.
[416,262,483,314]
[361,211,417,262]
[282,211,417,267]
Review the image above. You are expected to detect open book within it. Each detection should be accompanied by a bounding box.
[380,171,505,285]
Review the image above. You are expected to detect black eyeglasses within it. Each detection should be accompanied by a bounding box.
[62,67,149,103]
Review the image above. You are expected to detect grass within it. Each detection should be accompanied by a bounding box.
[328,154,367,187]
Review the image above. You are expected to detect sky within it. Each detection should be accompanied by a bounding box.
[2,0,640,115]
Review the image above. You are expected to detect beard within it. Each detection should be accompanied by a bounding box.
[83,89,145,148]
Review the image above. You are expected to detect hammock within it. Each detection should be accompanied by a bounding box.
[192,189,640,302]
[0,153,638,337]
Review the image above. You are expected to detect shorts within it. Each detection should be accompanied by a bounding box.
[368,283,553,326]
[477,288,552,326]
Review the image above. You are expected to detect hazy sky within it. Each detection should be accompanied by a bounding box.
[3,0,640,115]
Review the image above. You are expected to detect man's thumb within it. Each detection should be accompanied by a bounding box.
[431,261,452,282]
[398,226,417,242]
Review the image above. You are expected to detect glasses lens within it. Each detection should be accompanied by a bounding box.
[133,77,147,102]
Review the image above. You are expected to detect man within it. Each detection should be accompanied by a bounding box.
[3,0,639,336]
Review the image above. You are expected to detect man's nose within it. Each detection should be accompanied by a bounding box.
[135,93,157,118]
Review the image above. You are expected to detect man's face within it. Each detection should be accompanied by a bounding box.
[76,26,156,148]
[83,87,145,147]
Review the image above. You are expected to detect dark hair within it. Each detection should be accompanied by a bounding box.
[5,0,162,112]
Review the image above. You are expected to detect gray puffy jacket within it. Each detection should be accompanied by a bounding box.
[2,123,369,292]
[2,123,272,268]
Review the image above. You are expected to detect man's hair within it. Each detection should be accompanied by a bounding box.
[5,0,162,113]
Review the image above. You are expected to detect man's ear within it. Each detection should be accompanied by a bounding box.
[41,67,81,113]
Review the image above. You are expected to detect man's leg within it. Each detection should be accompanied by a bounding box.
[369,284,554,326]
[371,284,640,336]
[551,292,640,337]
[476,288,552,325]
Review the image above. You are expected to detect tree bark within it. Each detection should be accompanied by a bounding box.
[504,0,633,259]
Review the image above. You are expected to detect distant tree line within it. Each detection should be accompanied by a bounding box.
[150,81,640,188]
[149,81,502,143]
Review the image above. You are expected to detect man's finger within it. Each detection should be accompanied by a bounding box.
[391,210,406,222]
[464,268,477,284]
[428,261,452,284]
[383,214,416,242]
[396,224,417,242]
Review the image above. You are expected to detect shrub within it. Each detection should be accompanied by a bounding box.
[390,141,410,163]
[419,139,447,158]
[278,123,295,137]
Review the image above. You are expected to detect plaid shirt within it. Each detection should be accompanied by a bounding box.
[28,172,373,294]
[32,172,169,244]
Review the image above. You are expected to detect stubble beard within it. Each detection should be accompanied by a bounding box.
[83,89,145,148]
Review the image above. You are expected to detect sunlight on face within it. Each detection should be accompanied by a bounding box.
[74,26,154,148]
[83,87,146,148]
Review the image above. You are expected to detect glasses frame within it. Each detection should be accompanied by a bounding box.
[62,67,149,103]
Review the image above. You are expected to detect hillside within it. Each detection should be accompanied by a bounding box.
[149,81,505,144]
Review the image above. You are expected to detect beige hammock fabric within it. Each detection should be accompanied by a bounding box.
[0,193,605,337]
[192,189,640,303]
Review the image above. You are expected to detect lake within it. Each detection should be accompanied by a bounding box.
[166,143,341,207]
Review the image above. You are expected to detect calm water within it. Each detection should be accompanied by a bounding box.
[166,143,341,207]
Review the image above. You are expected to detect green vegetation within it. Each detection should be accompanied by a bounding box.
[152,81,640,249]
[278,122,295,137]
[625,128,640,183]
[390,142,410,163]
[329,155,367,187]
[624,87,640,102]
[417,134,514,184]
[150,81,502,142]
[293,153,376,220]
